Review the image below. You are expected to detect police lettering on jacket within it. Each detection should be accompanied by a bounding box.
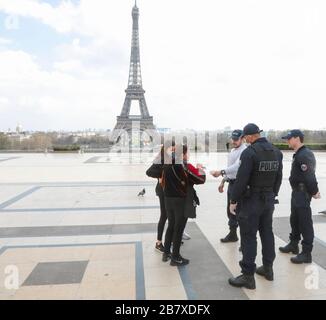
[259,161,279,172]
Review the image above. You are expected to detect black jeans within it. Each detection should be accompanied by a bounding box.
[164,197,187,258]
[238,192,276,275]
[157,193,168,241]
[227,182,239,230]
[290,190,314,253]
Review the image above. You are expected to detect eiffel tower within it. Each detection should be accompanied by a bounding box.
[112,1,155,144]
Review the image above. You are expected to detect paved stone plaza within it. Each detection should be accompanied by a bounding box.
[0,152,326,300]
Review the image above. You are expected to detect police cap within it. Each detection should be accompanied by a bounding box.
[281,129,304,140]
[242,123,263,136]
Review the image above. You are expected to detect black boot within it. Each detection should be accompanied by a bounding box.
[255,265,274,281]
[290,252,312,264]
[170,255,189,266]
[220,229,238,243]
[279,241,299,254]
[228,274,256,290]
[162,252,171,262]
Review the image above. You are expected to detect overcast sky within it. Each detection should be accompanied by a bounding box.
[0,0,326,132]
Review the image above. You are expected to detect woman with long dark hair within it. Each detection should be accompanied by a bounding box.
[146,142,173,252]
[162,144,206,266]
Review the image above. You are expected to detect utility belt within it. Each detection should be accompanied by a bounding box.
[292,183,307,192]
[242,185,274,202]
[227,179,236,184]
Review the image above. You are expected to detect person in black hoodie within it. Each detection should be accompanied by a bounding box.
[162,144,206,266]
[146,143,173,253]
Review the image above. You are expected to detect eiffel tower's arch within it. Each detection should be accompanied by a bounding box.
[112,120,159,148]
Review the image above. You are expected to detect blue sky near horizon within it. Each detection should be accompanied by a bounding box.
[0,12,76,69]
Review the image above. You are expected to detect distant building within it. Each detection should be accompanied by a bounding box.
[5,128,31,141]
[16,123,23,133]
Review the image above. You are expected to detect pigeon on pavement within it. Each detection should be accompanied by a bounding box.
[138,188,146,197]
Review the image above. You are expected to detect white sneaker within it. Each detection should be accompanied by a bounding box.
[182,232,191,240]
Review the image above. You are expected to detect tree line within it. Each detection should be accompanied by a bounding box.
[1,130,325,152]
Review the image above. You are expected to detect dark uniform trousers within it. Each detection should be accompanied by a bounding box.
[290,190,314,253]
[239,192,276,275]
[227,181,239,230]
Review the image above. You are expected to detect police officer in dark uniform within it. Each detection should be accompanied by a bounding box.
[279,130,321,264]
[228,124,283,290]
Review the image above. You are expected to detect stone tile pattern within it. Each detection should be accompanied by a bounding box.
[22,261,89,286]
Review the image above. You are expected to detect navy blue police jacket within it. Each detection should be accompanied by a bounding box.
[230,137,283,204]
[290,145,319,196]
